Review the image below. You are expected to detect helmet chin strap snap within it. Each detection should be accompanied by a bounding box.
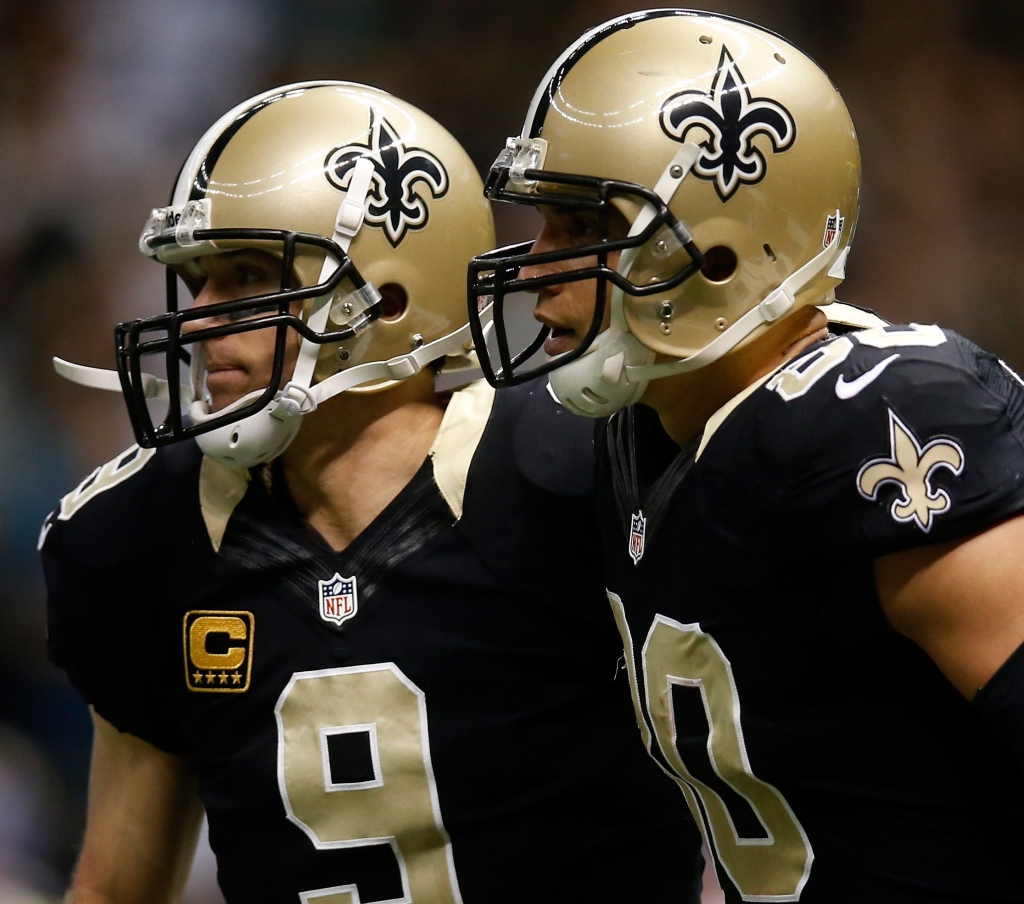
[270,383,318,421]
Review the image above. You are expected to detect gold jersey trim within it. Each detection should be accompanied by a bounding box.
[819,301,889,331]
[200,456,251,552]
[429,379,496,521]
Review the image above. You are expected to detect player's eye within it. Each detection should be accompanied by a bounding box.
[236,263,270,286]
[569,215,599,238]
[224,300,278,322]
[554,212,601,249]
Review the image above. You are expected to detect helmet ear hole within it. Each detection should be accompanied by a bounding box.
[700,246,738,283]
[378,283,408,322]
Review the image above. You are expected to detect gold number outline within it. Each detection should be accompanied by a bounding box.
[766,323,948,404]
[766,337,854,402]
[641,615,813,901]
[275,663,463,904]
[58,444,156,521]
[855,323,946,349]
[611,591,813,902]
[610,595,714,846]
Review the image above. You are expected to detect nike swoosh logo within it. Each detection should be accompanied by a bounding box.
[835,353,900,399]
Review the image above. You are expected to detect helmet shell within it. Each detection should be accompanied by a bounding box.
[526,11,860,357]
[166,81,494,385]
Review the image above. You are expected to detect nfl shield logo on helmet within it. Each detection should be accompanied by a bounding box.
[823,209,845,248]
[318,574,359,627]
[628,511,647,566]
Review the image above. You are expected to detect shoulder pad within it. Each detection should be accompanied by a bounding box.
[700,325,987,475]
[512,380,594,496]
[458,377,603,597]
[43,441,204,569]
[446,378,595,507]
[688,321,1024,556]
[763,324,956,409]
[711,326,1024,550]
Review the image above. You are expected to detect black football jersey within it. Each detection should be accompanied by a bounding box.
[43,380,703,904]
[597,325,1024,903]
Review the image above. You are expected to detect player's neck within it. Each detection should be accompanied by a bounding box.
[643,306,829,448]
[278,370,446,552]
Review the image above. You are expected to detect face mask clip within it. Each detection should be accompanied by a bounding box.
[138,200,213,257]
[330,282,382,325]
[508,137,548,189]
[175,200,213,247]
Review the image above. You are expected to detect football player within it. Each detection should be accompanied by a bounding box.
[467,11,1024,902]
[41,83,704,903]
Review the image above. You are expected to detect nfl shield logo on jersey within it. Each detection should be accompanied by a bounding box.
[318,573,359,627]
[628,511,647,566]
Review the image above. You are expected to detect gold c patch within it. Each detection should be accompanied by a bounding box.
[184,611,254,693]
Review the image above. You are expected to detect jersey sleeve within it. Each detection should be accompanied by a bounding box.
[753,327,1024,556]
[41,445,194,753]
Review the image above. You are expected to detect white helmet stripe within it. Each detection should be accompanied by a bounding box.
[172,80,378,207]
[522,9,695,139]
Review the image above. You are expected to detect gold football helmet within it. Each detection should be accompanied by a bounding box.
[467,10,861,416]
[56,81,494,466]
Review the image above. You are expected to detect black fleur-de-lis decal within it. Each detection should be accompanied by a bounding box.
[660,46,796,202]
[325,111,449,247]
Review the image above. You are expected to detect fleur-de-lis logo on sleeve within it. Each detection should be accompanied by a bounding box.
[660,46,796,202]
[325,111,449,247]
[857,408,965,532]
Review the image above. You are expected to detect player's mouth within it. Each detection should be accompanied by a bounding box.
[543,325,578,357]
[205,363,252,411]
[534,304,580,358]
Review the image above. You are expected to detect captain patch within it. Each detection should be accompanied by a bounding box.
[184,610,254,693]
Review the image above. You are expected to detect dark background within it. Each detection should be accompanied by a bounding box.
[2,0,1022,899]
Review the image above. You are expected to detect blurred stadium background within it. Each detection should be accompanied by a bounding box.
[1,0,1022,900]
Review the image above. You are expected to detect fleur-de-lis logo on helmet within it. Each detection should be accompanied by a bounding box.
[857,408,965,533]
[326,111,449,247]
[660,46,796,202]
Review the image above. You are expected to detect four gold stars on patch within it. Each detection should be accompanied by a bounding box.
[191,670,243,686]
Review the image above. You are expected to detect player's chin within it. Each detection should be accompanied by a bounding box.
[206,369,257,413]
